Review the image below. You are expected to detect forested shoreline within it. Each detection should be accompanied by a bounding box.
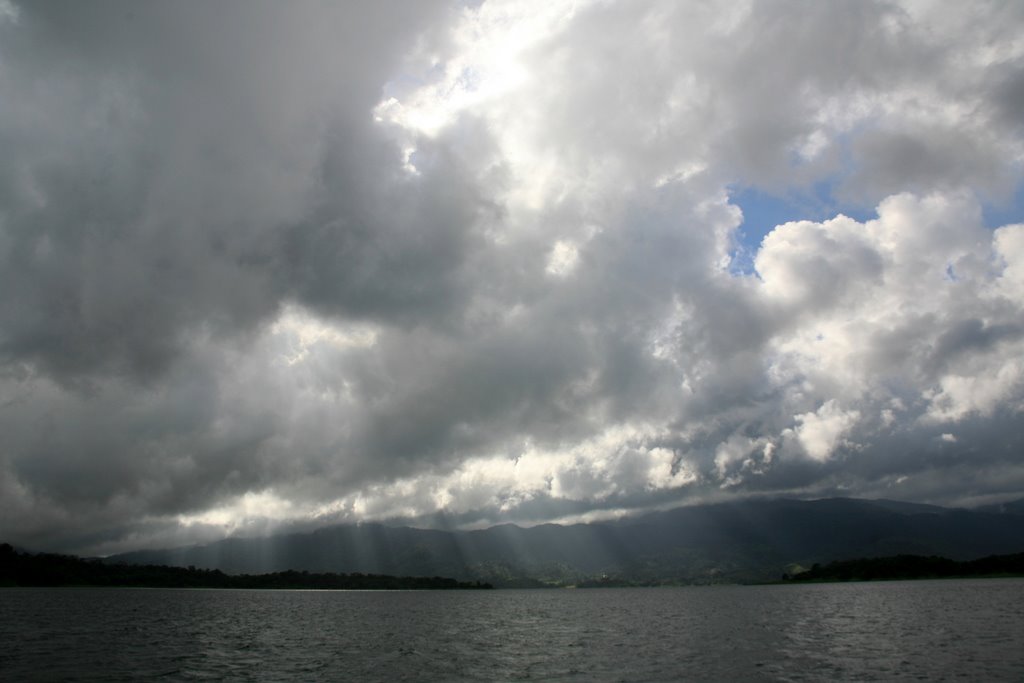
[7,541,1024,589]
[784,552,1024,582]
[0,543,492,590]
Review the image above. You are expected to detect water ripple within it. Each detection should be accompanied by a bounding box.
[1,580,1023,681]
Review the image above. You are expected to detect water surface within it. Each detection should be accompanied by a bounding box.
[2,579,1023,681]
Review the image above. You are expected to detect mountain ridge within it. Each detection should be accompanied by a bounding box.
[107,497,1024,586]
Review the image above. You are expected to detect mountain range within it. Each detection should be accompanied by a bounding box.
[108,498,1024,586]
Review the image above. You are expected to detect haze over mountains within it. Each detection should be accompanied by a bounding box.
[108,498,1024,586]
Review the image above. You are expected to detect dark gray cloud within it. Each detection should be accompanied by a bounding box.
[0,0,458,382]
[1,0,1023,555]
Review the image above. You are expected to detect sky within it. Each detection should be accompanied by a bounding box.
[1,0,1023,556]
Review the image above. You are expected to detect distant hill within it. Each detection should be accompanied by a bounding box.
[107,498,1024,586]
[975,498,1024,516]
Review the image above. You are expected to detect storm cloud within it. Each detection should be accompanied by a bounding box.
[1,0,1023,555]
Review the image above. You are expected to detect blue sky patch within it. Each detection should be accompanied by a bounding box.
[728,183,874,275]
[981,181,1024,229]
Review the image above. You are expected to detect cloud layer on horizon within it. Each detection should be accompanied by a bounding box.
[1,0,1022,554]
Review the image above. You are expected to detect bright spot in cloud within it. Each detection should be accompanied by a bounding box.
[791,401,860,462]
[376,0,585,136]
[271,305,378,366]
[546,240,580,276]
[177,490,298,531]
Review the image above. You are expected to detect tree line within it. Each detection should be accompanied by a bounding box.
[783,551,1024,582]
[0,543,492,590]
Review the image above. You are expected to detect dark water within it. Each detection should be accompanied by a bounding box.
[2,579,1023,681]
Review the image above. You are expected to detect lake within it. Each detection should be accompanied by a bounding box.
[2,579,1023,681]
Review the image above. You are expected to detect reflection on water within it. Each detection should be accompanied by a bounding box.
[2,579,1023,681]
